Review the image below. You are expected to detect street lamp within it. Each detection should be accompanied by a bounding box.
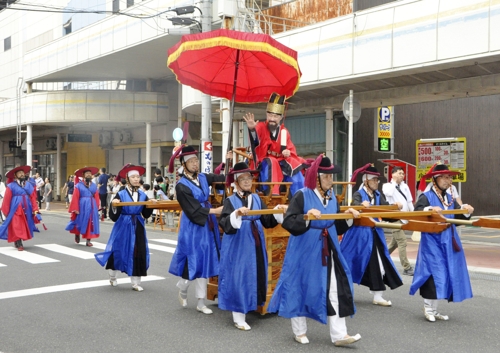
[168,6,201,15]
[168,16,202,32]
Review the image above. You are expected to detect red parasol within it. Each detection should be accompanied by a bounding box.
[167,29,301,103]
[167,29,301,171]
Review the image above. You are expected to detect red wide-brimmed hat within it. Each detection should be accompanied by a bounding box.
[418,163,460,192]
[118,164,146,179]
[5,165,31,180]
[74,166,99,179]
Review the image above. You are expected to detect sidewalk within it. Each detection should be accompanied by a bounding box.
[385,232,500,276]
[45,201,500,274]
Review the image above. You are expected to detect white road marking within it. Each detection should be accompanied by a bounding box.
[0,275,165,300]
[36,244,97,259]
[0,263,6,267]
[76,241,107,250]
[150,238,178,246]
[148,243,176,253]
[0,247,59,264]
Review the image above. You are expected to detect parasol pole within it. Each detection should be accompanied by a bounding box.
[224,49,241,175]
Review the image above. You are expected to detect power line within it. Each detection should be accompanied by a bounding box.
[3,2,183,20]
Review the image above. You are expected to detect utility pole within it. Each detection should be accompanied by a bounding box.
[199,0,213,173]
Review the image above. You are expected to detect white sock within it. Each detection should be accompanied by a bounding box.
[197,298,205,308]
[372,291,384,302]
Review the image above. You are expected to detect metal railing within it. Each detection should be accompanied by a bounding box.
[236,0,312,35]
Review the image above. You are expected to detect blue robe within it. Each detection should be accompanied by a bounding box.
[0,180,37,241]
[218,195,268,313]
[341,188,401,285]
[268,188,355,324]
[65,182,100,237]
[95,189,150,276]
[409,190,473,302]
[169,174,221,279]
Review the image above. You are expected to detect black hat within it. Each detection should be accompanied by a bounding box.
[350,163,380,182]
[168,144,199,173]
[304,155,342,189]
[226,162,259,186]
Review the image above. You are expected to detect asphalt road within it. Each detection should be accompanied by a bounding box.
[1,212,500,353]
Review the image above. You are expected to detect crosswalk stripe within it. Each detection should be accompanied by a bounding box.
[150,239,178,246]
[76,241,106,250]
[36,244,97,259]
[0,275,165,300]
[0,247,60,264]
[148,243,176,253]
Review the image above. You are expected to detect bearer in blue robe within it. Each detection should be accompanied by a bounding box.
[268,154,361,347]
[218,162,285,331]
[168,145,227,315]
[411,163,474,322]
[95,164,154,291]
[341,164,403,307]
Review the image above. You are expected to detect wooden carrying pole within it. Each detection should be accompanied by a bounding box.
[236,209,285,216]
[113,201,181,210]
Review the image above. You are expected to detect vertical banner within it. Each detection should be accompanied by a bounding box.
[202,141,213,173]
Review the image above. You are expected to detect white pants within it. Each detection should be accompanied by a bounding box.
[176,278,207,299]
[291,257,348,342]
[108,270,141,286]
[424,299,439,311]
[232,312,246,325]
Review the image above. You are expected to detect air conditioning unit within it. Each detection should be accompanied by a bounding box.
[99,132,113,146]
[119,131,132,144]
[46,138,57,150]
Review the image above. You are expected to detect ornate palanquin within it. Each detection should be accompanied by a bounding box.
[206,180,353,314]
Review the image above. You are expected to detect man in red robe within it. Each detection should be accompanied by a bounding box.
[65,167,100,246]
[243,93,306,196]
[0,165,39,251]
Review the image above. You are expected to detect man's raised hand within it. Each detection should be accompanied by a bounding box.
[243,112,257,130]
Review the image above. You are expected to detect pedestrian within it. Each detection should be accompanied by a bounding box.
[0,165,39,251]
[95,164,155,291]
[43,177,52,211]
[34,172,44,209]
[168,145,228,315]
[382,166,415,275]
[154,184,168,200]
[153,168,162,187]
[0,175,6,222]
[341,164,403,307]
[98,168,110,220]
[218,162,285,330]
[65,167,100,247]
[242,92,306,196]
[268,154,361,347]
[61,175,75,208]
[411,163,474,322]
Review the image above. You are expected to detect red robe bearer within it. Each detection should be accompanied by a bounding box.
[0,165,39,250]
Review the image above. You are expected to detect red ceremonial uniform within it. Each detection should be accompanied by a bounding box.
[68,185,101,238]
[1,184,38,243]
[253,122,305,194]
